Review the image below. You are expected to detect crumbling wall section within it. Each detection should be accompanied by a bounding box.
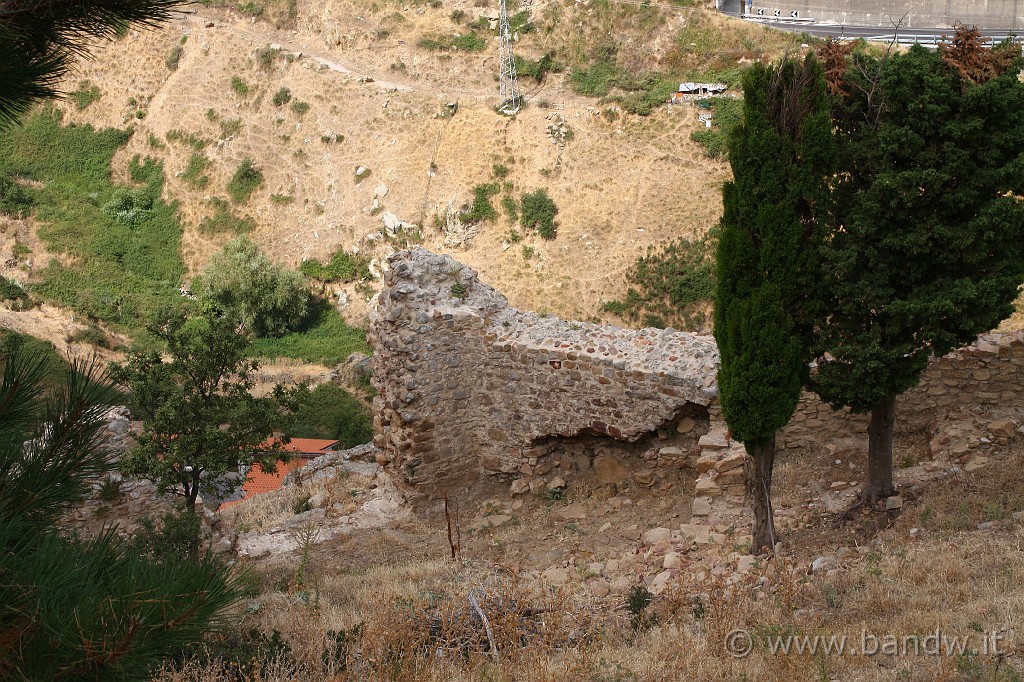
[369,249,720,495]
[781,332,1024,454]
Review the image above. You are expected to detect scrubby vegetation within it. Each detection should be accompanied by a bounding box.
[284,382,374,447]
[227,158,264,203]
[70,80,101,110]
[519,189,558,239]
[459,183,500,224]
[690,97,743,159]
[0,111,185,339]
[300,250,371,283]
[197,198,255,235]
[602,229,718,330]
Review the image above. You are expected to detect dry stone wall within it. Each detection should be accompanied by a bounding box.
[370,249,1023,528]
[782,332,1024,454]
[369,249,720,497]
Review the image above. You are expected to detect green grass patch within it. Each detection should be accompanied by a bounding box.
[0,110,185,338]
[250,303,370,365]
[299,250,370,283]
[197,198,255,235]
[417,33,487,52]
[230,76,251,96]
[520,189,558,239]
[166,129,209,151]
[0,176,32,217]
[181,153,210,190]
[269,193,294,205]
[601,227,719,330]
[227,158,263,203]
[71,81,101,110]
[459,183,500,224]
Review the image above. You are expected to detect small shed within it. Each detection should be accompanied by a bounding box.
[678,82,728,96]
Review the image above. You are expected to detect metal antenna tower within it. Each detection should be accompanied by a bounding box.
[497,0,521,114]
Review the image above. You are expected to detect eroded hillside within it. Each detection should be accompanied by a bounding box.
[38,0,796,328]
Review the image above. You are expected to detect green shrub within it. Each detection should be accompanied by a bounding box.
[198,236,311,337]
[166,45,184,71]
[291,100,310,115]
[300,250,371,283]
[285,383,374,447]
[272,87,292,106]
[0,176,32,217]
[102,188,153,227]
[230,76,251,96]
[249,303,370,364]
[501,195,518,221]
[520,189,558,239]
[515,53,559,82]
[570,60,618,97]
[449,9,465,22]
[71,81,101,110]
[451,33,486,51]
[256,46,279,70]
[690,97,743,159]
[227,158,263,203]
[0,276,29,304]
[269,193,295,205]
[182,153,210,190]
[197,199,255,235]
[601,228,718,329]
[166,129,209,151]
[458,183,499,224]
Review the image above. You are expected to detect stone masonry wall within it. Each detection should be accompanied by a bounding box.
[370,249,1023,525]
[782,332,1024,454]
[368,249,720,496]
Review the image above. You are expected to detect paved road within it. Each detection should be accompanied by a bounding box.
[724,13,1023,45]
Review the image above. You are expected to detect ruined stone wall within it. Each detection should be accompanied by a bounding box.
[369,249,720,496]
[781,332,1024,453]
[370,249,1023,519]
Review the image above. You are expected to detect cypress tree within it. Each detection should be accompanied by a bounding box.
[812,38,1024,503]
[715,54,835,552]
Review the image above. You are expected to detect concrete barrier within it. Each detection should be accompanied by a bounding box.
[738,1,1022,29]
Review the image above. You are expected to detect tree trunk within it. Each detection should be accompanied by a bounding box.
[865,395,897,504]
[745,435,777,554]
[185,469,200,514]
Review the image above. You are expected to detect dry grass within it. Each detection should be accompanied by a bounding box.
[221,471,376,533]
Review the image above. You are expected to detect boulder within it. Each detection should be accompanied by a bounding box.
[594,454,630,485]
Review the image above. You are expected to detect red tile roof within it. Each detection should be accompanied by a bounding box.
[219,437,338,510]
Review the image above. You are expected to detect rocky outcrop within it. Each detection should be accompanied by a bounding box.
[369,248,720,496]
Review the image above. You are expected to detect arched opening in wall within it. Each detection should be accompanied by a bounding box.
[520,402,711,495]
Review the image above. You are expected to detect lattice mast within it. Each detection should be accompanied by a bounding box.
[497,0,521,114]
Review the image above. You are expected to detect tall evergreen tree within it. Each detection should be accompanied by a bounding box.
[0,339,244,679]
[812,38,1024,503]
[715,54,835,552]
[0,0,188,126]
